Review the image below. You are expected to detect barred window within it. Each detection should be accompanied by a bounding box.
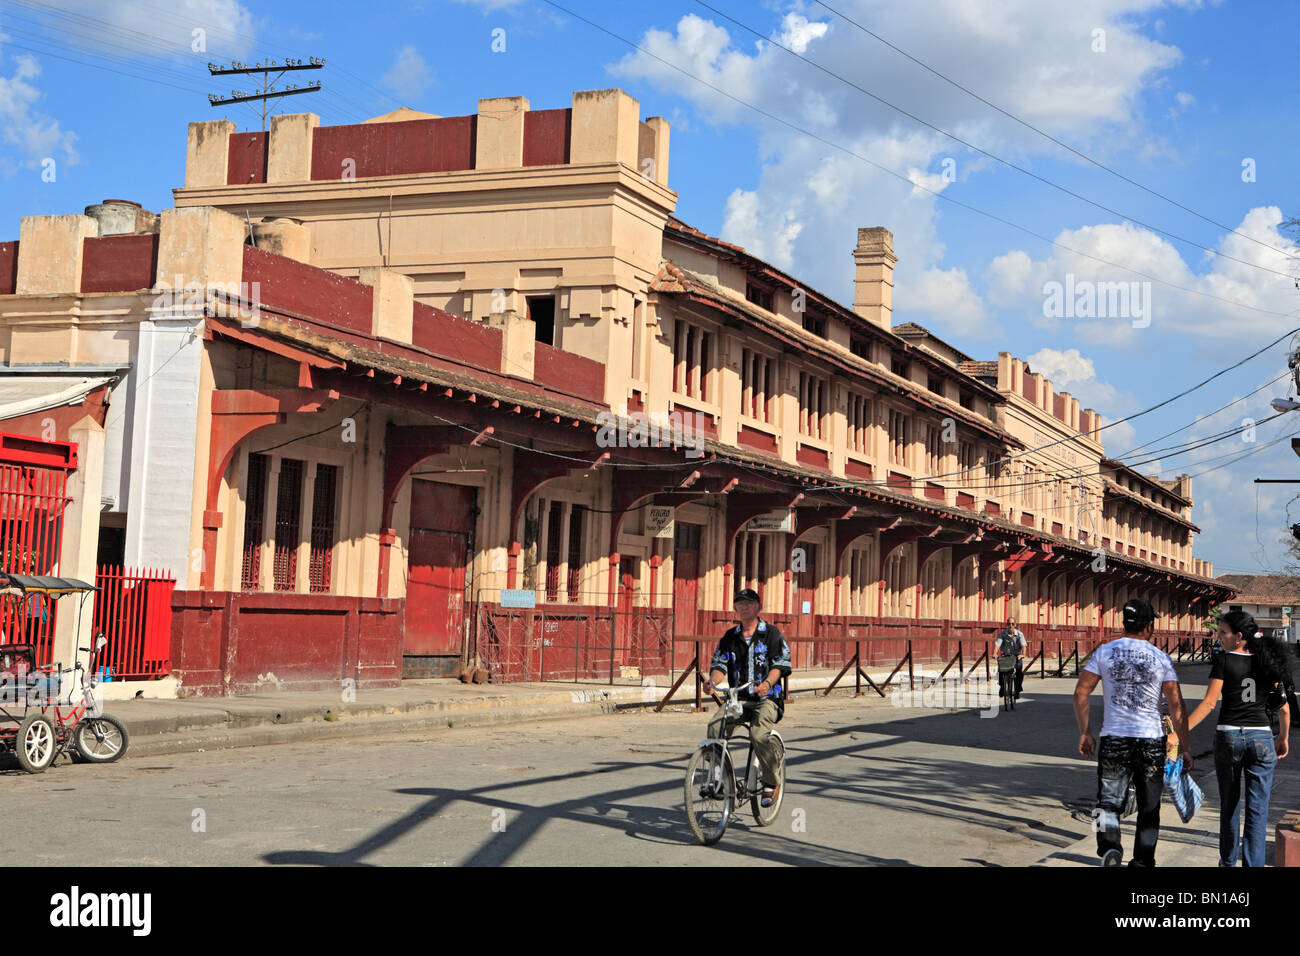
[272,458,304,592]
[672,320,713,401]
[888,409,910,466]
[958,441,976,481]
[241,453,268,590]
[847,393,872,454]
[733,531,770,602]
[924,424,943,475]
[741,348,775,423]
[798,371,828,439]
[308,464,338,593]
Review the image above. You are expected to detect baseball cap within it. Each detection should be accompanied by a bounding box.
[734,588,761,604]
[1122,598,1158,629]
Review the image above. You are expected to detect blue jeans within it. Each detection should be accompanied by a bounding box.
[1096,736,1166,865]
[1214,728,1277,867]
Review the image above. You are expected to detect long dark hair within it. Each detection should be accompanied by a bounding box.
[1221,609,1295,691]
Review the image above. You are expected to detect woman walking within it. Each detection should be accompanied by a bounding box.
[1181,610,1296,866]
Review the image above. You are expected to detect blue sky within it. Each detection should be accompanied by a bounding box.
[2,0,1299,578]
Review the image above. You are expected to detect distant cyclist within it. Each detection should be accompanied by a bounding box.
[996,619,1027,700]
[701,588,792,809]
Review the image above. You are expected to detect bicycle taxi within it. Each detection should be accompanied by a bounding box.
[0,572,129,773]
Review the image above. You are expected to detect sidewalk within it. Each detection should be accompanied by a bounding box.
[100,649,1081,757]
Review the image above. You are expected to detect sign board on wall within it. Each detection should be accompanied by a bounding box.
[500,589,536,608]
[746,509,794,533]
[646,506,675,539]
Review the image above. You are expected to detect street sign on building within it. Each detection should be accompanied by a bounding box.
[500,589,536,608]
[746,509,794,533]
[646,506,675,539]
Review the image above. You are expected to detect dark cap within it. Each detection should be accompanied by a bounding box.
[1122,598,1158,630]
[734,588,761,605]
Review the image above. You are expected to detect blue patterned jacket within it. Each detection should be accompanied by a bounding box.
[710,619,793,719]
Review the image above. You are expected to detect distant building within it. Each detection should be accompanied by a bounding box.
[1215,575,1300,642]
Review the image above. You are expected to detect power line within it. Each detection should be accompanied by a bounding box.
[811,0,1300,264]
[541,0,1300,324]
[696,0,1298,282]
[5,0,371,124]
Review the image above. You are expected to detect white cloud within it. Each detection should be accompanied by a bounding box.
[902,266,992,336]
[1024,346,1131,416]
[382,45,432,100]
[46,0,257,57]
[986,208,1300,347]
[776,13,829,55]
[1167,90,1196,117]
[608,3,1190,343]
[0,52,78,172]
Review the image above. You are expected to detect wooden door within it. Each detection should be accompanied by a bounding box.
[403,482,475,660]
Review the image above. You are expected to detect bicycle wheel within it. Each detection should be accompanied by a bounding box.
[73,714,129,763]
[16,713,56,773]
[750,731,785,826]
[684,744,734,845]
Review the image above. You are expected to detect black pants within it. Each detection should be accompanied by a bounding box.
[1096,736,1166,865]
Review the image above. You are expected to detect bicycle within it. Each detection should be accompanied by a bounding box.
[683,682,786,845]
[997,656,1017,712]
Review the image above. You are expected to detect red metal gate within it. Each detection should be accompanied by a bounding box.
[92,566,176,679]
[0,457,71,665]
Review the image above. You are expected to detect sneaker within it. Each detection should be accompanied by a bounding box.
[760,783,780,808]
[1101,849,1123,867]
[1128,859,1154,867]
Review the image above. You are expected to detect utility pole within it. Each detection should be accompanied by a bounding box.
[208,58,325,132]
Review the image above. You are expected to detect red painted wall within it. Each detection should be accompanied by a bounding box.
[0,241,17,295]
[243,245,374,334]
[411,302,502,370]
[227,131,268,185]
[170,590,402,696]
[796,445,830,470]
[310,115,477,181]
[533,342,605,403]
[845,458,873,480]
[80,235,159,294]
[738,425,779,455]
[523,109,571,166]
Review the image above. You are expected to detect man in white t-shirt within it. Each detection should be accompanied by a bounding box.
[1073,598,1192,867]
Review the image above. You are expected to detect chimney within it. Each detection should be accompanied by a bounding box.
[853,227,895,329]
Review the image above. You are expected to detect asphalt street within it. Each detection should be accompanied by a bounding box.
[0,671,1139,867]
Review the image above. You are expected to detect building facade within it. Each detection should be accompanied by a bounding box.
[0,87,1232,695]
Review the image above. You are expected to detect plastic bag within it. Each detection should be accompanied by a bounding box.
[1163,755,1203,823]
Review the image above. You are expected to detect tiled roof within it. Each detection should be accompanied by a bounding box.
[959,360,999,378]
[1214,574,1300,606]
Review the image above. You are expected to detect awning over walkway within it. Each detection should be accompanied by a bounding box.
[0,374,116,422]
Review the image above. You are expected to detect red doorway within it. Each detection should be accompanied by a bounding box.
[795,541,818,668]
[673,523,701,671]
[403,481,475,677]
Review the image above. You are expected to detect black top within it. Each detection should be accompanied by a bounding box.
[1209,650,1272,728]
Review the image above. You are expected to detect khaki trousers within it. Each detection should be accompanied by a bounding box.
[707,699,781,787]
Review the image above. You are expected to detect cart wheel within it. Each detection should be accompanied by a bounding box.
[73,714,129,763]
[16,714,56,773]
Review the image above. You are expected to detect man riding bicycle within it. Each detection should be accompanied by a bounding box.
[701,588,792,808]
